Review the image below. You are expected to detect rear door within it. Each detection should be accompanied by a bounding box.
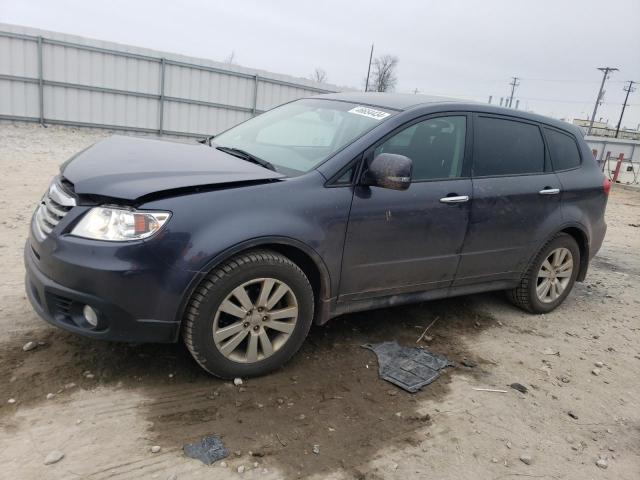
[339,114,472,300]
[454,114,562,285]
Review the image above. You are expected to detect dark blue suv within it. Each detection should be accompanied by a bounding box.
[25,92,609,377]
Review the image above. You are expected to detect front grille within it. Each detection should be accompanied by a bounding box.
[34,180,76,239]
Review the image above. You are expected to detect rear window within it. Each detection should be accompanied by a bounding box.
[473,116,545,176]
[544,128,581,171]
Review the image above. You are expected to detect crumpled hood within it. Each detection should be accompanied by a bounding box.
[61,135,285,200]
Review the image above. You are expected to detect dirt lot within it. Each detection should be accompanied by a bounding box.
[1,121,639,479]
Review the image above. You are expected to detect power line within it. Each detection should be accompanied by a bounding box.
[615,80,637,137]
[508,76,520,108]
[364,44,374,92]
[588,67,618,135]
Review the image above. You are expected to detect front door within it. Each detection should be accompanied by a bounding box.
[339,114,471,301]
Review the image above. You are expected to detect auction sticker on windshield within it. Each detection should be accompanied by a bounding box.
[348,106,391,120]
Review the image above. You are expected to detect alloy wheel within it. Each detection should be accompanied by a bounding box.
[212,278,299,363]
[536,247,573,303]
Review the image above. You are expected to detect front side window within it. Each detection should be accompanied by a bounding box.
[473,116,545,176]
[544,128,581,171]
[374,116,467,181]
[213,99,394,175]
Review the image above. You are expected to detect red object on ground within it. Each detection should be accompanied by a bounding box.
[612,153,624,183]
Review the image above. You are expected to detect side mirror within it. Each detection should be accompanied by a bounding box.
[363,153,412,191]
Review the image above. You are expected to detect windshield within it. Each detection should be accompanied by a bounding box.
[213,98,395,175]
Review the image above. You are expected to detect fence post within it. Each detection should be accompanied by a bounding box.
[158,57,166,135]
[37,36,45,126]
[252,74,259,116]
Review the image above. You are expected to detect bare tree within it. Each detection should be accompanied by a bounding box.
[224,51,237,64]
[310,68,327,84]
[366,55,398,92]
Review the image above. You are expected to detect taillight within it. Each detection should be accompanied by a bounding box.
[603,177,611,195]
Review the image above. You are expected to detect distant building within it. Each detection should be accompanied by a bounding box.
[573,119,640,141]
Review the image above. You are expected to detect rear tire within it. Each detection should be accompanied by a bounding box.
[508,233,580,314]
[182,250,314,378]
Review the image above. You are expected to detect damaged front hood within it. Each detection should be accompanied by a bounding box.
[61,135,285,200]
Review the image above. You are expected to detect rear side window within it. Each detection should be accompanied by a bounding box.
[544,128,581,170]
[473,117,545,176]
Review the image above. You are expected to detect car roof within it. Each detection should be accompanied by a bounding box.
[316,92,464,111]
[313,92,581,136]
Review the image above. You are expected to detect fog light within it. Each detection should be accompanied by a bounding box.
[83,305,98,327]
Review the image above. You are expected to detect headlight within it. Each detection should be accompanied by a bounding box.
[71,207,171,241]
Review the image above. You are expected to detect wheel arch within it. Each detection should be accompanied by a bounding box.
[529,223,590,283]
[559,225,589,282]
[174,237,332,335]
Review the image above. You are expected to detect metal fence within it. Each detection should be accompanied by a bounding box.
[0,24,340,138]
[586,136,640,185]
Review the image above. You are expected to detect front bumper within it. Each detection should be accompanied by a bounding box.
[24,239,186,343]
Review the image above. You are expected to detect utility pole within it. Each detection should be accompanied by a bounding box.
[615,80,636,138]
[508,76,520,108]
[364,44,374,92]
[588,67,618,135]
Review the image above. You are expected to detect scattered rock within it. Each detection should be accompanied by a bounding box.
[276,398,285,405]
[7,398,16,404]
[595,361,604,368]
[568,411,579,420]
[542,348,559,356]
[64,382,76,389]
[219,461,227,468]
[596,457,608,469]
[560,376,571,383]
[151,446,161,453]
[85,373,95,379]
[44,450,65,465]
[233,378,243,386]
[46,393,55,400]
[237,465,245,474]
[22,341,37,352]
[519,453,533,465]
[510,383,528,394]
[312,444,320,455]
[592,368,601,376]
[461,358,477,368]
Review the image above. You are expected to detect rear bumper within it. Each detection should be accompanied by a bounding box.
[24,241,182,343]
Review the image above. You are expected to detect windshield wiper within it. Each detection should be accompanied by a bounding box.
[215,146,276,172]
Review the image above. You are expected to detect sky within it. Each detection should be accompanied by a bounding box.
[2,0,639,129]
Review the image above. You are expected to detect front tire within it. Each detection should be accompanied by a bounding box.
[182,250,314,378]
[508,233,580,313]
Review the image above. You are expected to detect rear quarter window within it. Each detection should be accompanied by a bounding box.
[544,128,581,171]
[473,116,545,176]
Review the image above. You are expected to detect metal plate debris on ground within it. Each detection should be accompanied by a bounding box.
[183,435,229,465]
[363,341,454,393]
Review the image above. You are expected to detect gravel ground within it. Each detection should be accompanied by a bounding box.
[1,121,639,479]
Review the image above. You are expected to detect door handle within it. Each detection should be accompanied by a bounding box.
[539,188,560,195]
[440,195,470,204]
